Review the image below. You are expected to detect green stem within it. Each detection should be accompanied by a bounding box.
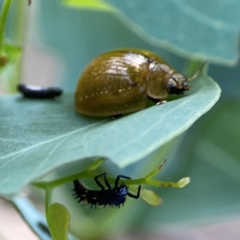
[31,156,189,190]
[45,187,53,214]
[0,0,12,54]
[32,170,95,189]
[14,1,28,88]
[32,172,186,190]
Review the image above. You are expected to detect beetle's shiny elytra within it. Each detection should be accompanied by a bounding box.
[75,49,205,117]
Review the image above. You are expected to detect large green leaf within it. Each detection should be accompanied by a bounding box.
[0,74,220,197]
[103,0,239,64]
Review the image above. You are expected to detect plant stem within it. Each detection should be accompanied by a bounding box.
[12,1,28,90]
[31,170,95,189]
[0,0,12,55]
[45,187,53,214]
[31,156,189,190]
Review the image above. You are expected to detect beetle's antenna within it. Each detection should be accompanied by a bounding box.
[188,61,208,81]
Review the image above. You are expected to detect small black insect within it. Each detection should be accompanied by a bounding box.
[17,83,63,99]
[72,173,141,208]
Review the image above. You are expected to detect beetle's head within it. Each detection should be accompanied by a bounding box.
[167,61,207,95]
[167,73,190,95]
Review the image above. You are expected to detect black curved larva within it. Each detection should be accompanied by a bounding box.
[72,173,141,208]
[17,83,62,99]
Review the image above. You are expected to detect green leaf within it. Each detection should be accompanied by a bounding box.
[62,0,112,11]
[47,203,70,240]
[140,189,163,206]
[0,74,220,197]
[103,0,239,64]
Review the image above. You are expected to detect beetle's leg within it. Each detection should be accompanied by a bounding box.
[127,185,141,199]
[109,114,123,120]
[156,100,166,105]
[94,173,108,190]
[147,96,166,105]
[115,175,131,188]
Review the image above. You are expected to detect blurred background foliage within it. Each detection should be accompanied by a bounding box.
[0,0,240,239]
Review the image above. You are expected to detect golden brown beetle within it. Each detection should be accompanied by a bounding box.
[75,49,205,117]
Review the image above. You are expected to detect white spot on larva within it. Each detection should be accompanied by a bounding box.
[100,91,103,94]
[105,91,108,94]
[119,89,122,92]
[79,97,83,101]
[128,87,132,90]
